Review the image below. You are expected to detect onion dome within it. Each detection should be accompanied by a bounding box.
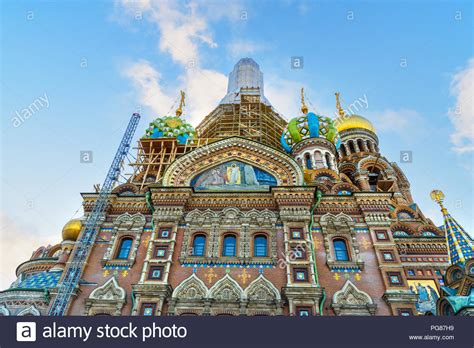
[143,90,196,145]
[62,219,82,241]
[144,116,196,145]
[335,114,375,133]
[280,112,341,153]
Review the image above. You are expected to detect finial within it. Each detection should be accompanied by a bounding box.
[335,92,345,118]
[301,87,308,114]
[175,90,186,117]
[430,189,445,207]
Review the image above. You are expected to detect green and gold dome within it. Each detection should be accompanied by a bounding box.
[280,89,341,153]
[143,91,196,145]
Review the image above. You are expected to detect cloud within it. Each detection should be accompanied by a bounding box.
[0,212,53,289]
[448,58,474,153]
[116,0,230,124]
[121,59,175,116]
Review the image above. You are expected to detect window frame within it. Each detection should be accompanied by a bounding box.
[221,233,238,257]
[140,303,156,316]
[158,227,172,239]
[148,266,164,280]
[154,245,168,259]
[253,234,269,257]
[397,308,413,316]
[296,306,312,317]
[115,236,134,260]
[381,250,395,262]
[293,267,309,282]
[192,233,207,257]
[375,230,388,241]
[332,238,350,261]
[387,272,404,286]
[290,228,303,240]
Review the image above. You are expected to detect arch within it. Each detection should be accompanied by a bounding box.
[333,238,350,261]
[208,274,244,301]
[357,155,391,172]
[325,153,332,170]
[417,225,443,237]
[253,234,268,257]
[172,274,208,300]
[332,280,376,316]
[192,234,207,256]
[347,140,355,154]
[112,183,139,195]
[17,305,40,316]
[114,213,146,228]
[390,223,416,237]
[331,182,359,195]
[163,137,304,187]
[357,139,365,152]
[222,234,237,257]
[89,277,126,301]
[115,237,133,259]
[244,274,281,301]
[304,152,313,169]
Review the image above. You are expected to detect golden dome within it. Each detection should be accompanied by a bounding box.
[62,219,82,241]
[335,115,375,133]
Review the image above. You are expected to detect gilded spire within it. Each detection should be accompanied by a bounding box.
[175,90,186,117]
[431,189,474,265]
[300,87,308,114]
[335,92,345,118]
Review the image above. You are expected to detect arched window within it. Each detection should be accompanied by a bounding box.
[357,139,364,152]
[305,153,312,169]
[348,141,356,154]
[325,153,332,170]
[366,140,372,152]
[333,239,349,261]
[192,234,206,256]
[254,235,268,257]
[116,237,133,259]
[222,235,237,256]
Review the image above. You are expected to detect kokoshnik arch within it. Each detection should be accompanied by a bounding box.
[1,58,473,317]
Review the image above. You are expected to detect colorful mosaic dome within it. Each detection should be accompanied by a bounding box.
[280,112,341,153]
[144,116,196,145]
[16,270,62,290]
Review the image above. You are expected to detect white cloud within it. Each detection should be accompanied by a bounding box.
[121,60,175,117]
[116,0,231,124]
[0,212,53,289]
[448,58,474,153]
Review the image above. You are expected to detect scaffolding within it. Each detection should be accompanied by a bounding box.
[196,91,287,150]
[129,137,220,190]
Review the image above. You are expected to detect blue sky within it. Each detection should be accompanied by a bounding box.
[1,0,473,287]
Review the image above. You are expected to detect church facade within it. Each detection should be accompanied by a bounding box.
[1,58,472,317]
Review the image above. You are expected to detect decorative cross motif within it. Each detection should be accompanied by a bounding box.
[122,270,129,278]
[238,268,251,285]
[333,273,340,280]
[205,268,217,284]
[113,269,119,277]
[359,236,371,250]
[313,238,322,250]
[344,273,351,279]
[354,273,362,281]
[102,270,109,277]
[142,235,151,245]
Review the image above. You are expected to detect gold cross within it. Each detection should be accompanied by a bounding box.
[354,273,361,281]
[102,270,109,277]
[333,273,340,280]
[238,268,251,285]
[205,268,217,284]
[122,270,129,278]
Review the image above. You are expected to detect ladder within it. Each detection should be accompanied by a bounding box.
[49,113,141,316]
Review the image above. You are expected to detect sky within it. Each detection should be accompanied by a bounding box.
[0,0,473,288]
